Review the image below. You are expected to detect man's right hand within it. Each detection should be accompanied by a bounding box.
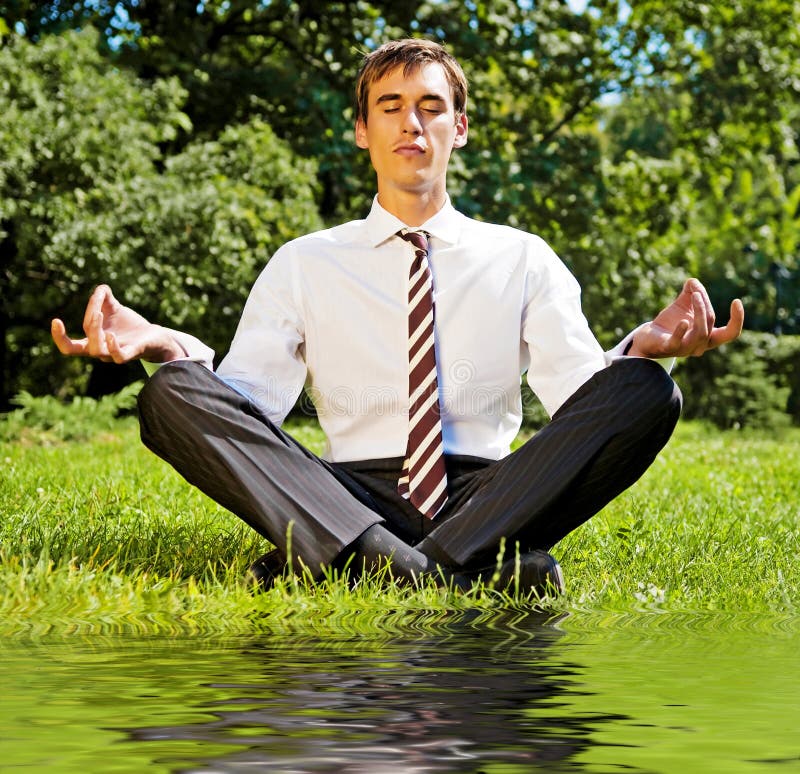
[51,284,186,365]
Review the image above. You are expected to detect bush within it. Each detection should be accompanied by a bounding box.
[675,332,800,429]
[1,30,323,406]
[521,380,550,430]
[0,381,142,443]
[772,334,800,423]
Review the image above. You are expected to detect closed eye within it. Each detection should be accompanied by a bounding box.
[420,96,446,113]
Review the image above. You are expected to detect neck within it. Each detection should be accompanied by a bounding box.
[376,186,447,227]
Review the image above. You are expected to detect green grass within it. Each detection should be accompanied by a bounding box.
[1,415,799,636]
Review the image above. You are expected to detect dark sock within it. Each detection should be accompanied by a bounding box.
[345,524,468,588]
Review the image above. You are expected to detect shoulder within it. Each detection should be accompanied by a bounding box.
[277,218,368,254]
[257,218,368,282]
[454,211,558,261]
[452,210,579,296]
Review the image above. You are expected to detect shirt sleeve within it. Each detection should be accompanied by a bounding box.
[522,238,675,417]
[521,236,607,417]
[216,244,307,426]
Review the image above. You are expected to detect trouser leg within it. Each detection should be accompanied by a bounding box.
[136,361,382,575]
[420,358,682,567]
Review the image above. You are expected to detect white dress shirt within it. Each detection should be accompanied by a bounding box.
[162,197,649,462]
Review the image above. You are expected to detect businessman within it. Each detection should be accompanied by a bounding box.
[52,39,744,594]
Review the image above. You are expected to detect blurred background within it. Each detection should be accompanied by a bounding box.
[1,0,798,429]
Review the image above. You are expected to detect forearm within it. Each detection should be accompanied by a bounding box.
[605,325,675,372]
[141,328,215,376]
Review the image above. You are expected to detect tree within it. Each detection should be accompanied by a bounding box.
[3,2,800,406]
[0,29,322,406]
[1,1,626,223]
[583,0,800,338]
[0,28,189,405]
[49,118,322,359]
[0,2,643,337]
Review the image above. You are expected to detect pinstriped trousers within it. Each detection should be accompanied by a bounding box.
[137,357,681,575]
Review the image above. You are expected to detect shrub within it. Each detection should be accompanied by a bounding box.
[520,380,550,430]
[675,332,800,429]
[0,381,142,443]
[1,30,323,406]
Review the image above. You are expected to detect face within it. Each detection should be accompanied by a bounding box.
[355,62,468,200]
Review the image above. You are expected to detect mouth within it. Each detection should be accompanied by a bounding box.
[394,140,428,155]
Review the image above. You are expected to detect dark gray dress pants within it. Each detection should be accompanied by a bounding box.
[137,357,681,575]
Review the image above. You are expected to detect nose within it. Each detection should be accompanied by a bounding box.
[402,109,423,135]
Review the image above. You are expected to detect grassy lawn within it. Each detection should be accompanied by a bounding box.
[2,414,799,636]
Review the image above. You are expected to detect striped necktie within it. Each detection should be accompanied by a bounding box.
[396,229,448,518]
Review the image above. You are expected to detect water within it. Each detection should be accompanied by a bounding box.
[2,613,799,773]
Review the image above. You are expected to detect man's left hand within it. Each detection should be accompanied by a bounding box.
[628,278,744,359]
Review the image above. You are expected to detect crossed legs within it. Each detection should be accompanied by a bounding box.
[137,358,681,581]
[137,362,383,574]
[419,357,681,568]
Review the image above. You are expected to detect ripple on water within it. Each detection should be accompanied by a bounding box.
[2,609,800,772]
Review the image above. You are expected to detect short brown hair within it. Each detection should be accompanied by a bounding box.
[355,39,468,125]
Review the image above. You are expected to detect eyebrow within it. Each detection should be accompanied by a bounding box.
[374,92,447,105]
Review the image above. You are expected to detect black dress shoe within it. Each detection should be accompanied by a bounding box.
[473,549,565,596]
[247,548,287,591]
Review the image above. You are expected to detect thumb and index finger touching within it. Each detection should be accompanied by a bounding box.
[51,284,119,359]
[680,277,745,352]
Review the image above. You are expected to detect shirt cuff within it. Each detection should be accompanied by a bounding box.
[141,329,215,376]
[605,324,676,374]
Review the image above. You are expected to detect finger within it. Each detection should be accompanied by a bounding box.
[731,297,745,329]
[106,331,123,363]
[708,298,745,349]
[673,279,696,312]
[85,310,110,358]
[82,284,115,333]
[106,331,135,364]
[665,319,690,355]
[680,292,710,355]
[693,292,711,338]
[687,278,715,332]
[51,318,89,356]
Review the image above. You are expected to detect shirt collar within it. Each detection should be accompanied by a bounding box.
[364,195,462,247]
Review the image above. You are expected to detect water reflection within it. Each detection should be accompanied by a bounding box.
[3,612,800,772]
[126,615,609,772]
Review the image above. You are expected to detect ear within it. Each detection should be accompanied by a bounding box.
[355,118,369,149]
[452,112,468,149]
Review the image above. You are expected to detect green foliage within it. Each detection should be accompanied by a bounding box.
[47,119,322,359]
[0,28,188,403]
[600,0,800,335]
[774,334,800,421]
[0,381,143,442]
[2,1,800,416]
[580,150,692,341]
[1,1,621,227]
[521,380,550,430]
[0,28,323,404]
[676,332,800,429]
[602,99,800,335]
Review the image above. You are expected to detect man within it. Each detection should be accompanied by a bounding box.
[52,39,743,594]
